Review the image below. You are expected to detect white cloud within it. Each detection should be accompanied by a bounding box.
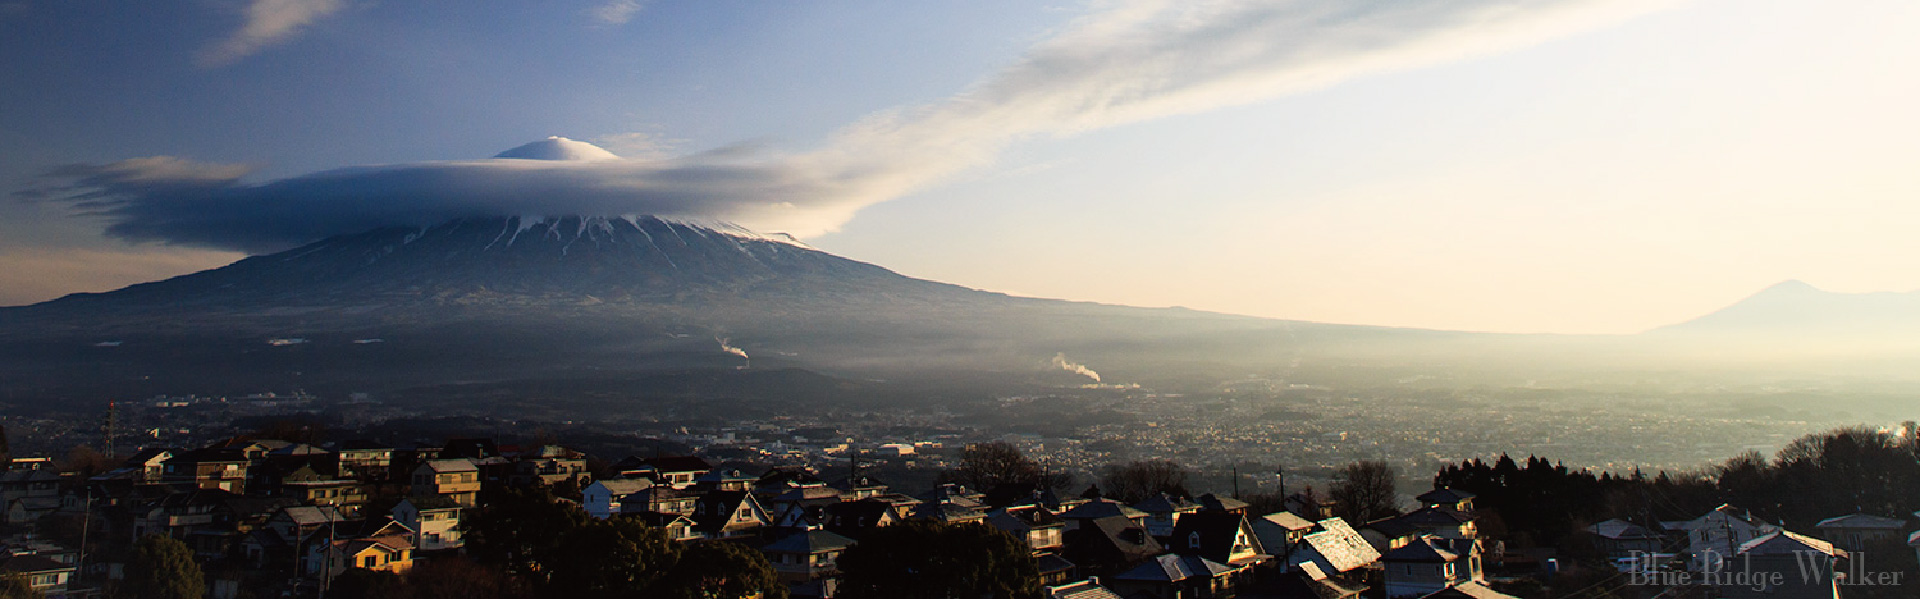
[49,0,1679,252]
[198,0,346,67]
[591,0,646,25]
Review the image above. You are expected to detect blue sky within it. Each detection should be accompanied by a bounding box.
[5,0,1919,333]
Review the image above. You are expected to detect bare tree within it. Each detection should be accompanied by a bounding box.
[1330,460,1398,523]
[1100,460,1192,504]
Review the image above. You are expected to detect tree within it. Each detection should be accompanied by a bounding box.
[837,520,1039,599]
[327,569,409,599]
[464,485,587,584]
[0,574,42,599]
[542,516,682,599]
[409,556,530,599]
[1099,460,1191,504]
[655,541,788,599]
[127,535,205,599]
[1330,460,1398,523]
[58,445,113,479]
[943,442,1046,492]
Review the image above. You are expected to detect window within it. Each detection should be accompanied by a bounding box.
[364,556,377,568]
[1189,532,1203,549]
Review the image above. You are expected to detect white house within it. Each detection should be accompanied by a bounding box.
[392,498,465,552]
[582,479,655,519]
[1662,504,1779,572]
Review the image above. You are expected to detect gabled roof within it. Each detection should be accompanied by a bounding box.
[1587,518,1662,540]
[1739,530,1844,557]
[761,530,856,554]
[911,501,985,522]
[1061,498,1146,520]
[1198,494,1249,513]
[0,555,72,575]
[1134,493,1199,514]
[1384,536,1459,563]
[1416,488,1477,505]
[1076,515,1162,559]
[590,479,655,496]
[1362,516,1422,539]
[419,459,477,473]
[1260,511,1317,531]
[1113,554,1236,582]
[988,505,1064,531]
[1418,581,1519,599]
[1397,506,1473,527]
[280,506,352,526]
[825,499,896,530]
[1301,518,1380,572]
[642,456,712,473]
[1814,513,1906,530]
[1048,579,1122,599]
[1171,511,1264,564]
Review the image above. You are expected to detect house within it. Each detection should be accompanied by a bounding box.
[510,445,589,488]
[1662,504,1779,572]
[1060,499,1149,533]
[0,554,76,597]
[1251,511,1317,563]
[1414,488,1475,512]
[828,475,889,500]
[0,470,62,524]
[693,468,758,493]
[824,499,899,538]
[1382,535,1482,599]
[279,466,368,517]
[692,491,771,540]
[122,449,175,483]
[161,448,250,493]
[392,498,464,552]
[1719,531,1846,599]
[1392,506,1477,541]
[761,529,857,597]
[410,459,480,507]
[1107,553,1248,599]
[334,440,395,482]
[1586,518,1664,560]
[1135,493,1201,540]
[1169,511,1270,569]
[582,479,656,519]
[312,521,415,578]
[1812,513,1906,552]
[989,505,1067,553]
[1360,516,1425,553]
[766,486,845,530]
[1287,518,1380,579]
[1062,515,1163,578]
[641,456,712,489]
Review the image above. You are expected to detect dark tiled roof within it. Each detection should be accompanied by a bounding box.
[1416,488,1477,504]
[761,530,856,554]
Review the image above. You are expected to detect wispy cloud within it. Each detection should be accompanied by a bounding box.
[46,0,1677,253]
[590,0,646,25]
[198,0,346,67]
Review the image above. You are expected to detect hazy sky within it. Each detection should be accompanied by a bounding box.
[3,0,1918,334]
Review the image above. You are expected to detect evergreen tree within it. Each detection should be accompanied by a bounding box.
[655,541,788,599]
[127,535,204,599]
[838,520,1039,599]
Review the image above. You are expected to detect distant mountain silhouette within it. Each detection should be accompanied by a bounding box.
[1651,280,1920,340]
[2,216,1456,399]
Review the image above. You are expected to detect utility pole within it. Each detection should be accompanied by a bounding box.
[103,402,115,459]
[1231,464,1241,499]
